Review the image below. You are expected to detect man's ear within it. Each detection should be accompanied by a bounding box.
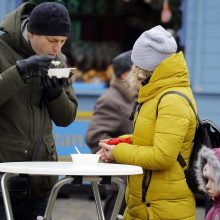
[27,32,33,40]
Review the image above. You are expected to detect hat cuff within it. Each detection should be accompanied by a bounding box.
[28,25,70,36]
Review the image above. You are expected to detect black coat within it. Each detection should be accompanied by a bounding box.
[0,3,78,198]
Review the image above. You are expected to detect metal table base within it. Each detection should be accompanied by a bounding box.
[1,173,126,220]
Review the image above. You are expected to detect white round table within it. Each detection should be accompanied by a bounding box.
[0,162,143,220]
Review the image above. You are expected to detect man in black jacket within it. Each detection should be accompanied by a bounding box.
[0,2,77,219]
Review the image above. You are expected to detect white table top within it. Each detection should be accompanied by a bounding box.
[0,162,143,176]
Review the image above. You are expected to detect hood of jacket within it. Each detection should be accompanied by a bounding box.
[138,51,190,104]
[195,146,220,193]
[0,2,35,55]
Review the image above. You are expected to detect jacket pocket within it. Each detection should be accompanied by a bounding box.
[0,136,30,162]
[126,197,148,220]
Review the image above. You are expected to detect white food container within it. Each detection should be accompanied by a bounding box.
[47,68,75,78]
[70,154,101,165]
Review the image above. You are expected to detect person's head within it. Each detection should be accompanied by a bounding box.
[202,162,219,199]
[127,25,177,91]
[196,146,220,199]
[112,50,132,80]
[27,2,71,56]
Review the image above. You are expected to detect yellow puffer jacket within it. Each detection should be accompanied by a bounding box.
[113,52,197,220]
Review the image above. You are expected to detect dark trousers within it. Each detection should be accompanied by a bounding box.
[0,192,49,220]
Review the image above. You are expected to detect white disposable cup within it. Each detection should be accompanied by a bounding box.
[70,154,101,164]
[47,68,76,78]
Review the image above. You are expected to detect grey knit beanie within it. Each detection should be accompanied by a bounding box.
[28,2,71,36]
[131,25,177,71]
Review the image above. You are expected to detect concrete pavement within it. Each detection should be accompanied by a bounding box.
[52,194,206,220]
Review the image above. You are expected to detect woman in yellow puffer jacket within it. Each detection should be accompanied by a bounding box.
[99,25,197,220]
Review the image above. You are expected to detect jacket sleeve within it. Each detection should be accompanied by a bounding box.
[85,95,123,153]
[113,95,193,170]
[0,65,26,105]
[45,82,78,127]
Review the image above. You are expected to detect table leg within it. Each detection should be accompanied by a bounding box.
[39,177,74,220]
[110,178,126,220]
[1,173,17,220]
[91,181,105,220]
[91,177,126,220]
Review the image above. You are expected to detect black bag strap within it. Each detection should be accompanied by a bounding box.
[156,91,197,169]
[31,100,45,161]
[156,91,197,119]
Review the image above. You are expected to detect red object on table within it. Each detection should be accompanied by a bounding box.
[107,137,131,145]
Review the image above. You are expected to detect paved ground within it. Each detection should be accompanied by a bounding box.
[53,197,205,220]
[51,187,206,220]
[53,198,205,220]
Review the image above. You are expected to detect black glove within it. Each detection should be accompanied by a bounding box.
[41,76,68,101]
[16,55,54,81]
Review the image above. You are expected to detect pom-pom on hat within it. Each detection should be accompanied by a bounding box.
[28,2,71,36]
[112,50,132,78]
[131,25,177,71]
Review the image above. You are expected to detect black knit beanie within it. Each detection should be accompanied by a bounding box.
[28,2,71,36]
[112,50,133,78]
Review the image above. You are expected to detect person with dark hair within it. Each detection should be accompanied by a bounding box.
[0,2,77,219]
[98,25,197,219]
[86,50,135,219]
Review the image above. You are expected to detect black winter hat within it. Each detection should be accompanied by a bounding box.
[112,50,132,78]
[28,2,71,36]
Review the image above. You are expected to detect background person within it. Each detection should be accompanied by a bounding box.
[98,25,197,219]
[195,146,220,220]
[85,50,135,153]
[0,2,77,220]
[86,50,135,219]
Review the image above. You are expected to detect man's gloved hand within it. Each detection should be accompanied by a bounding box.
[16,55,54,81]
[41,76,68,101]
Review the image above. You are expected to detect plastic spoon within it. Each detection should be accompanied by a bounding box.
[74,146,81,154]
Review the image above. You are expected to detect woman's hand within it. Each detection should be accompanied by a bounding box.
[98,141,115,162]
[96,148,111,163]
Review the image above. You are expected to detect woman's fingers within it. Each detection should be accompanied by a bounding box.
[99,138,110,143]
[99,141,115,151]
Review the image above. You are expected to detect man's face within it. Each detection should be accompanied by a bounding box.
[28,33,67,56]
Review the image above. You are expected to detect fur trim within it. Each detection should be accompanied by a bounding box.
[195,146,220,192]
